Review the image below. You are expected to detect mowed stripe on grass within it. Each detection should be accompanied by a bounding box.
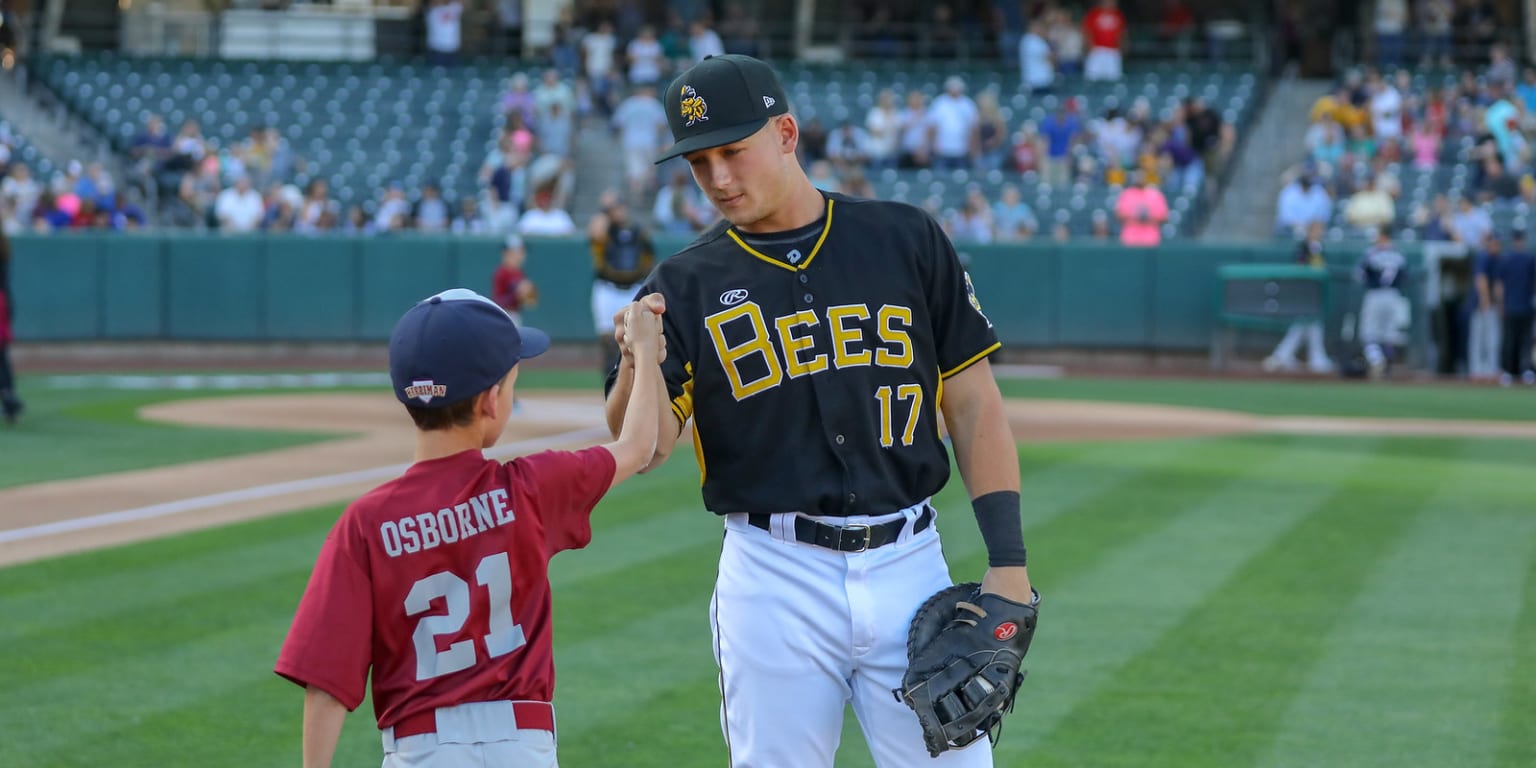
[4,436,1535,768]
[1255,441,1536,768]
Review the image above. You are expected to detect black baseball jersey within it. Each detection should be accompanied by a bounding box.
[607,192,999,518]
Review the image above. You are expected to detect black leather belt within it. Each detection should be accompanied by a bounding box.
[747,506,934,552]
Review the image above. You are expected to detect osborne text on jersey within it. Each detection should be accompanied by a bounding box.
[378,489,515,557]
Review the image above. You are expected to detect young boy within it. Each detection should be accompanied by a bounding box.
[275,287,665,767]
[491,234,539,324]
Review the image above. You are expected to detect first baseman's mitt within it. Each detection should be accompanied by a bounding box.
[894,582,1040,757]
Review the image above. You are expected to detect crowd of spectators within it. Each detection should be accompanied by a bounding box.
[3,0,1237,245]
[1277,43,1536,244]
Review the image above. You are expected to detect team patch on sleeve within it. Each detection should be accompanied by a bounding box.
[964,271,992,328]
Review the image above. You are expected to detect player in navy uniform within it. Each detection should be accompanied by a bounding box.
[603,55,1037,768]
[1354,228,1411,379]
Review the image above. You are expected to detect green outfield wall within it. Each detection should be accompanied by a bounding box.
[8,233,1417,349]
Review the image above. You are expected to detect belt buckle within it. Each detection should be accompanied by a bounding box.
[840,523,871,552]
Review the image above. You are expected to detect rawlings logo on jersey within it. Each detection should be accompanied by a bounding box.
[404,379,447,404]
[679,85,709,127]
[719,288,750,306]
[964,272,993,328]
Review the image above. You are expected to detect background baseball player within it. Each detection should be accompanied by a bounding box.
[588,190,656,377]
[1354,228,1411,379]
[491,234,538,326]
[275,288,664,768]
[604,55,1037,768]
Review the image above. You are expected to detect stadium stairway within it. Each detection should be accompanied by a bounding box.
[0,69,121,187]
[568,117,626,225]
[1201,75,1331,240]
[0,70,109,179]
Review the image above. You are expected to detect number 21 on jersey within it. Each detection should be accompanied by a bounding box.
[875,383,924,448]
[405,551,527,681]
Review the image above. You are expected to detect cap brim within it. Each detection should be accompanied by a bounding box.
[518,326,551,360]
[655,118,767,164]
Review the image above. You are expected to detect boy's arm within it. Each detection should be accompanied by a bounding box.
[302,685,348,768]
[604,294,685,469]
[601,302,665,487]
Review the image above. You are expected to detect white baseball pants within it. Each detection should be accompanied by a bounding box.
[711,503,994,768]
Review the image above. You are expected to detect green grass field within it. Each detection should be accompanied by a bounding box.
[2,374,1534,767]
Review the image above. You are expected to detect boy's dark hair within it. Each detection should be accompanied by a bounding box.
[402,369,511,431]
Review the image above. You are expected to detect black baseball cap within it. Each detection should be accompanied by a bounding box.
[388,288,549,409]
[656,54,790,164]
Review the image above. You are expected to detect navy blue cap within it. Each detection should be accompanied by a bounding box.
[388,288,550,408]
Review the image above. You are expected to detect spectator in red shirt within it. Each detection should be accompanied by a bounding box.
[1084,0,1127,82]
[491,234,538,325]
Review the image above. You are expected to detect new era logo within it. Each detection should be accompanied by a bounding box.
[763,96,776,108]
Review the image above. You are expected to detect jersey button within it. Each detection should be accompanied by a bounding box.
[798,273,809,284]
[803,293,814,303]
[835,434,845,445]
[847,493,858,505]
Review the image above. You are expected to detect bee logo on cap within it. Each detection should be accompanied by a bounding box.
[680,85,709,127]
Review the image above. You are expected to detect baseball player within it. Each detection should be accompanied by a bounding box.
[588,190,656,377]
[603,55,1036,767]
[491,234,538,325]
[275,288,664,768]
[1354,227,1411,379]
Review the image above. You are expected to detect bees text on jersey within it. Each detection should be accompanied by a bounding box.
[608,192,999,518]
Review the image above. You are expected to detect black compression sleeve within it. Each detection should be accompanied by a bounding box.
[972,490,1027,567]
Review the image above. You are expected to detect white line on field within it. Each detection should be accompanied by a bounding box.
[0,426,613,545]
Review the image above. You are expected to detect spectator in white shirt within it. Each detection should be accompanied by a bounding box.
[689,20,725,62]
[425,0,463,67]
[1368,72,1403,141]
[927,76,979,172]
[374,184,412,232]
[864,89,901,172]
[582,21,618,115]
[1274,173,1333,238]
[611,83,670,202]
[1449,196,1493,247]
[626,26,666,86]
[1019,19,1055,93]
[518,186,577,236]
[214,175,265,232]
[533,68,575,127]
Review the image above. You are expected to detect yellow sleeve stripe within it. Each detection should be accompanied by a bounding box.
[669,362,696,424]
[940,341,1001,380]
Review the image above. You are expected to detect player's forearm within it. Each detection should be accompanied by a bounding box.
[302,685,347,768]
[942,366,1021,498]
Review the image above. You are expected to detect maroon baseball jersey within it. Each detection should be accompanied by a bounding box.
[275,446,616,729]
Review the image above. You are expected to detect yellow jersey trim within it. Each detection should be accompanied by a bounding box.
[724,198,835,272]
[940,341,1001,380]
[692,419,706,486]
[670,362,695,424]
